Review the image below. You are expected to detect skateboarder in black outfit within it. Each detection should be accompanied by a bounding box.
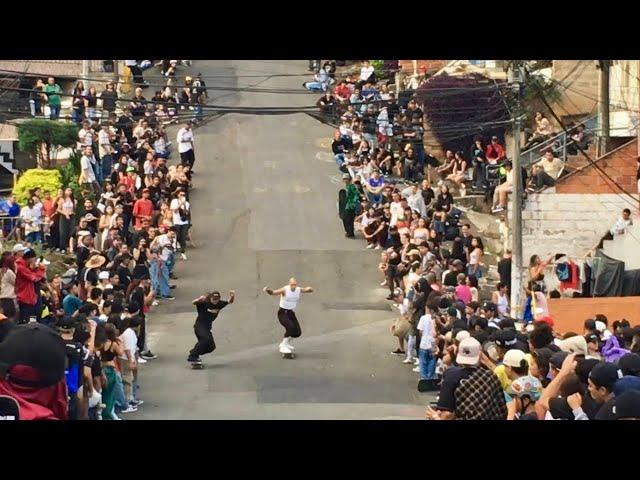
[187,290,235,366]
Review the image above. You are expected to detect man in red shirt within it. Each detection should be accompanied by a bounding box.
[485,136,506,164]
[132,188,154,231]
[15,248,46,324]
[334,80,350,103]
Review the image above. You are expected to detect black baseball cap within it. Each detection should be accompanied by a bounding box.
[494,329,517,348]
[0,324,66,388]
[618,353,640,376]
[481,301,497,312]
[589,362,622,391]
[614,390,640,419]
[584,319,597,331]
[550,351,569,370]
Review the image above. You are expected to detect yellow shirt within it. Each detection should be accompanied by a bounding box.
[494,353,533,391]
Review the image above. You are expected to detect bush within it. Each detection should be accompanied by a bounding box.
[12,168,62,205]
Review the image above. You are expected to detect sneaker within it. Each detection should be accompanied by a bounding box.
[188,357,202,363]
[113,415,123,420]
[152,300,159,306]
[161,295,175,300]
[391,349,405,355]
[130,399,144,407]
[137,357,147,364]
[412,367,420,373]
[366,244,375,249]
[374,245,382,250]
[491,206,505,213]
[169,285,177,289]
[385,294,394,300]
[402,358,415,364]
[414,359,420,366]
[140,351,157,360]
[181,253,187,260]
[380,280,388,287]
[120,405,138,414]
[41,258,51,266]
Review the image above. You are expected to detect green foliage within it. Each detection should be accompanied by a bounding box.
[17,120,77,154]
[370,60,384,72]
[12,168,62,205]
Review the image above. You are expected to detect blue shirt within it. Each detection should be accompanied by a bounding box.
[63,294,83,316]
[368,177,385,188]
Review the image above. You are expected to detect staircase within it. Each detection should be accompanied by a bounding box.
[601,221,640,270]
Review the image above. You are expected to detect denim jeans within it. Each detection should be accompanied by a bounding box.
[165,252,175,274]
[101,155,113,179]
[150,259,171,297]
[114,371,127,411]
[419,348,437,380]
[26,231,42,244]
[49,104,60,120]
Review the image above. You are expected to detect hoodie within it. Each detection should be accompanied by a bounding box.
[15,257,46,306]
[602,335,630,363]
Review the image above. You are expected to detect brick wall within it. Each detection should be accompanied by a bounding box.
[556,140,638,194]
[549,297,640,333]
[522,192,639,262]
[399,60,447,74]
[551,60,599,117]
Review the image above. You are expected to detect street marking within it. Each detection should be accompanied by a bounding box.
[292,185,311,193]
[315,138,332,149]
[329,174,342,184]
[315,151,335,163]
[264,160,278,169]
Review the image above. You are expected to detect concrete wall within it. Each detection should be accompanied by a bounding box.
[551,60,598,117]
[522,192,639,262]
[549,297,640,333]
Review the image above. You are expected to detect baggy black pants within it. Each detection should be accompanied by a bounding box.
[342,208,356,237]
[277,308,301,338]
[188,321,215,361]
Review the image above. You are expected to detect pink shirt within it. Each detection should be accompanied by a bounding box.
[455,284,472,305]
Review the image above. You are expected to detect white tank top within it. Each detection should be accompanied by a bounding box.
[497,292,509,316]
[279,286,301,310]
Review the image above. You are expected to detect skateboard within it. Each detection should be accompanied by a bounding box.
[190,361,204,369]
[282,353,296,359]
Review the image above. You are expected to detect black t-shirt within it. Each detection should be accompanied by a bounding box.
[195,299,229,329]
[81,268,99,287]
[76,245,91,271]
[436,366,475,411]
[593,397,615,420]
[91,354,102,378]
[472,329,490,346]
[421,187,435,206]
[116,115,134,141]
[497,258,512,287]
[331,139,348,155]
[443,270,458,287]
[117,192,135,215]
[130,287,145,317]
[101,90,117,111]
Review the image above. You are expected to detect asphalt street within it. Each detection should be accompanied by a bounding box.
[133,60,433,419]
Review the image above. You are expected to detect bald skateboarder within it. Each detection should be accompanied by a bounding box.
[263,278,314,358]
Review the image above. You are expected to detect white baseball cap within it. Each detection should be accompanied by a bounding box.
[456,337,481,366]
[11,243,26,253]
[503,349,527,368]
[98,271,110,280]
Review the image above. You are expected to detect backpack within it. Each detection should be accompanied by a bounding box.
[555,263,570,282]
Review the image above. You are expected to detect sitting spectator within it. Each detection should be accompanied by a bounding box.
[485,136,506,163]
[524,111,553,150]
[528,150,563,191]
[491,160,514,213]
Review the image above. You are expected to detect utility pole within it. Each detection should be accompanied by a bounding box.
[508,61,524,318]
[82,60,90,81]
[597,60,610,157]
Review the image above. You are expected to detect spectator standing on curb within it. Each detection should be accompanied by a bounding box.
[44,77,62,120]
[177,121,195,169]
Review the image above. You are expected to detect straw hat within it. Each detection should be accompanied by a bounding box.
[85,255,106,270]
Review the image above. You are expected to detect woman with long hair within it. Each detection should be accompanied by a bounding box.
[132,237,151,280]
[0,252,17,321]
[98,323,126,420]
[85,85,99,120]
[98,203,115,250]
[466,274,480,303]
[467,236,484,278]
[72,81,86,123]
[56,188,75,253]
[446,151,468,189]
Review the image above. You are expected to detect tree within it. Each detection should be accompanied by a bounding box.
[17,120,78,168]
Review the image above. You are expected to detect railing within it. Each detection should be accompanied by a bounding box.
[520,113,599,168]
[0,215,23,242]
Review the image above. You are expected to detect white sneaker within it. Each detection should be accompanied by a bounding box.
[402,358,414,364]
[380,280,388,287]
[137,357,147,364]
[412,367,420,373]
[119,405,138,414]
[279,343,292,354]
[152,300,159,306]
[374,245,381,250]
[366,244,375,249]
[181,253,187,260]
[414,359,420,366]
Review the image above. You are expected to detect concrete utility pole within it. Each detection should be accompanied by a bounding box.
[508,60,524,318]
[82,60,90,81]
[597,60,610,157]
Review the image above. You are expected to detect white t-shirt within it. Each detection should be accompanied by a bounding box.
[98,129,112,157]
[119,327,138,361]
[80,155,96,183]
[177,127,194,153]
[360,65,374,82]
[170,198,190,225]
[21,206,41,234]
[78,128,93,148]
[417,314,434,350]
